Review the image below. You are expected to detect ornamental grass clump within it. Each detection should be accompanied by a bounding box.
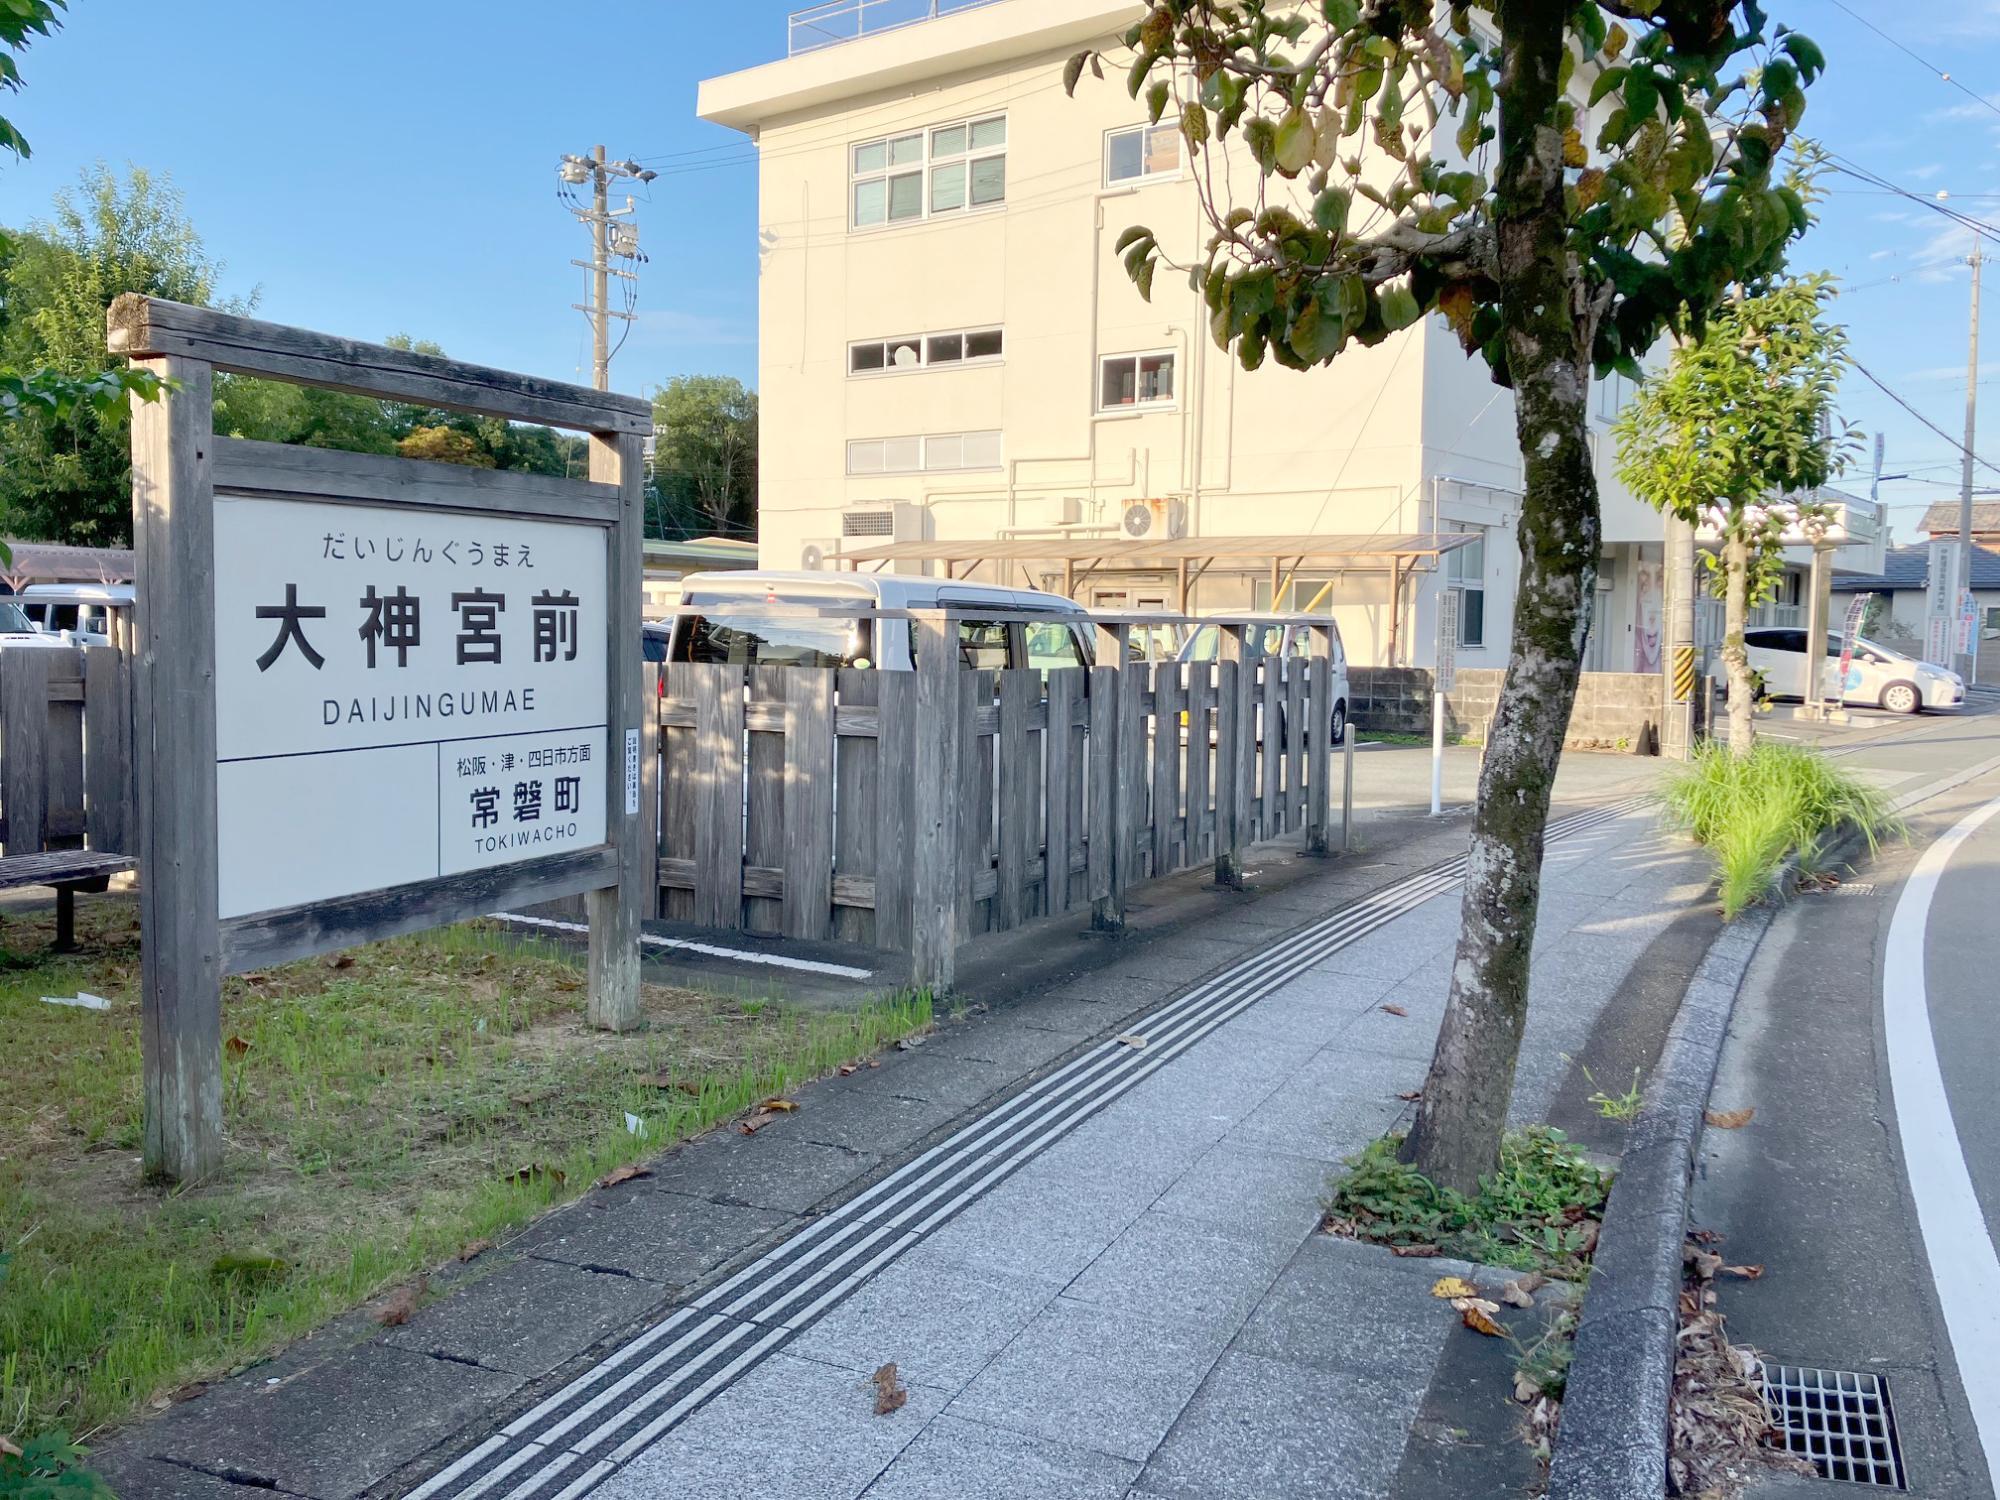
[1660,742,1902,917]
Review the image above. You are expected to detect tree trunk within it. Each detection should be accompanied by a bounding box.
[1721,533,1754,756]
[1398,0,1599,1197]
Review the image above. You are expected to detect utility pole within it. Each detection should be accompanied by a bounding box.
[1955,244,1984,682]
[558,147,656,391]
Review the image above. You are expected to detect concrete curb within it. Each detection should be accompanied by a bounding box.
[1545,852,1798,1500]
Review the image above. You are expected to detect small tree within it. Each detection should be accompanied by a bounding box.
[1616,274,1858,752]
[651,375,758,538]
[1074,2,1824,1191]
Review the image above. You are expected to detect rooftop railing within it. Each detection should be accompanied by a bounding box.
[788,0,1010,56]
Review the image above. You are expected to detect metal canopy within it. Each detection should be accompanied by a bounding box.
[835,532,1482,663]
[835,532,1479,570]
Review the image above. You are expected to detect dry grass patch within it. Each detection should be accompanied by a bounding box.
[0,896,929,1441]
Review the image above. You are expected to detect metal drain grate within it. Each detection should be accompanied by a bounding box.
[1763,1363,1906,1488]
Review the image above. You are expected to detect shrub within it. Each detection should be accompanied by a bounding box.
[1660,742,1903,917]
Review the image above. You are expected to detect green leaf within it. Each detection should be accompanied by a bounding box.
[1623,67,1659,123]
[1781,33,1826,83]
[1126,51,1151,99]
[1243,116,1278,172]
[1275,109,1315,174]
[1062,50,1090,98]
[1378,281,1423,331]
[1588,65,1628,107]
[1146,79,1170,125]
[1113,225,1154,254]
[1134,255,1157,303]
[1321,0,1360,28]
[1311,185,1351,235]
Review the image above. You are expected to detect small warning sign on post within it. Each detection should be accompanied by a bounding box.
[1436,589,1461,694]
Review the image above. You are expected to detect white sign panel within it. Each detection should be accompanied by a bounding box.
[1436,588,1461,693]
[212,497,609,919]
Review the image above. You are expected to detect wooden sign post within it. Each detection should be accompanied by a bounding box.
[112,296,654,1183]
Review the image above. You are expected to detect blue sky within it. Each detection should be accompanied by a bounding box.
[4,0,1998,543]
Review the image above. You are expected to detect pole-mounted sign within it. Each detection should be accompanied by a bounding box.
[111,296,655,1184]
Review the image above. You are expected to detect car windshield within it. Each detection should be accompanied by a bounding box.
[0,601,36,634]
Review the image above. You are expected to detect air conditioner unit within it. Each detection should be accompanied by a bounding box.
[841,502,928,541]
[1120,497,1188,539]
[1056,495,1089,527]
[800,541,831,571]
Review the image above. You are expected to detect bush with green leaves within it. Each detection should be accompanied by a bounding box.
[1660,741,1903,916]
[0,1432,111,1500]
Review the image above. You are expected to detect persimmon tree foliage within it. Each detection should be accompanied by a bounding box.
[1071,0,1825,1192]
[1616,274,1858,753]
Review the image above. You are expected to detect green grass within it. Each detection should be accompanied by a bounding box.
[1659,741,1905,918]
[1322,1128,1611,1279]
[0,897,930,1442]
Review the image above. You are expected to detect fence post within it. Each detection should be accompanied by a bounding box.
[1341,717,1355,854]
[1090,622,1132,931]
[1214,623,1248,888]
[1305,624,1333,856]
[911,610,963,988]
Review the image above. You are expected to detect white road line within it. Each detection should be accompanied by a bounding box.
[490,911,876,980]
[1882,791,2000,1496]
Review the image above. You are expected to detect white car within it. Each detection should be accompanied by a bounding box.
[15,582,133,645]
[1742,627,1963,715]
[0,598,85,651]
[1178,619,1350,744]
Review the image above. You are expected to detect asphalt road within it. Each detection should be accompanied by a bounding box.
[1696,699,2000,1499]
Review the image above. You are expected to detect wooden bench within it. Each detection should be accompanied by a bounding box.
[0,850,137,951]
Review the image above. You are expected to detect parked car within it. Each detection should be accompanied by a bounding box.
[15,583,132,645]
[0,598,85,651]
[1177,619,1350,744]
[663,571,1097,672]
[1742,627,1963,714]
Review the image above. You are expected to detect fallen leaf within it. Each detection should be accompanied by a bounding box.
[1431,1275,1479,1299]
[1396,1090,1423,1101]
[1704,1106,1755,1130]
[1575,1220,1600,1256]
[871,1361,908,1416]
[758,1097,799,1113]
[1501,1279,1538,1310]
[508,1164,566,1188]
[738,1110,781,1135]
[598,1164,651,1188]
[866,1058,881,1069]
[1688,1227,1725,1245]
[1450,1296,1501,1316]
[457,1239,493,1262]
[838,1063,859,1076]
[327,953,355,970]
[1380,1004,1408,1017]
[895,1035,928,1051]
[1390,1243,1440,1258]
[1115,1033,1148,1049]
[224,1035,251,1059]
[373,1276,427,1327]
[1460,1304,1504,1336]
[1687,1247,1723,1280]
[1720,1263,1765,1280]
[1513,1373,1541,1403]
[0,1435,19,1457]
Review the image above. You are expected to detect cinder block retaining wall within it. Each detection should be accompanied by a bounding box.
[1347,667,1661,753]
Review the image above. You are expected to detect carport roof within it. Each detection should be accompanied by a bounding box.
[834,532,1479,570]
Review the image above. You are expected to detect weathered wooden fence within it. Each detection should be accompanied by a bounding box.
[0,645,133,859]
[650,614,1343,985]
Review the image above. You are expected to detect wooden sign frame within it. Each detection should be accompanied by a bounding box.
[111,295,655,1183]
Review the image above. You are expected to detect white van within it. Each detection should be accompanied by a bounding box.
[16,583,134,645]
[1178,619,1351,744]
[664,572,1097,672]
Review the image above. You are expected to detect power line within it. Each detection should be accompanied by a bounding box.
[1849,356,2000,481]
[1827,154,2000,246]
[1819,0,2000,122]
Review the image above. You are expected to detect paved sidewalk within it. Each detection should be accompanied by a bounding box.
[92,775,1704,1500]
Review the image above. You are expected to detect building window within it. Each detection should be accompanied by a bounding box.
[849,326,1003,376]
[1446,530,1486,647]
[1595,371,1632,421]
[846,430,1002,475]
[1099,351,1176,410]
[851,114,1006,229]
[1105,123,1182,186]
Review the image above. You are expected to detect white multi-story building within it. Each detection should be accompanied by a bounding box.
[696,0,1872,672]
